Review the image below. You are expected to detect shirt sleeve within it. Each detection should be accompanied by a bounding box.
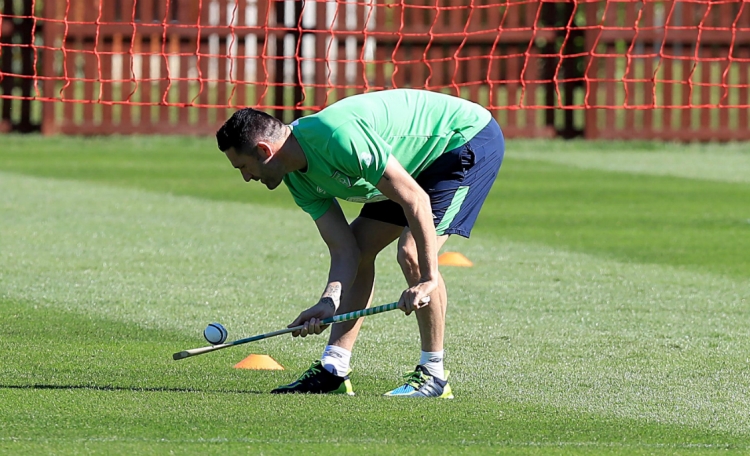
[328,118,392,186]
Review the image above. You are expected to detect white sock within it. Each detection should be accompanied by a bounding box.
[321,345,352,377]
[419,350,445,380]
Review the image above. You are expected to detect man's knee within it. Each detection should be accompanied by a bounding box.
[355,232,388,267]
[350,217,401,267]
[358,245,379,266]
[396,242,419,280]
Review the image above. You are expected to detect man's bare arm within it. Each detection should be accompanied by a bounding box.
[288,201,360,336]
[375,155,438,313]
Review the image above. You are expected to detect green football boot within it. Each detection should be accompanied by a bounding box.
[383,365,454,398]
[270,360,354,395]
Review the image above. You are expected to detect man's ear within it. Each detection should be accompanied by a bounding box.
[256,141,274,162]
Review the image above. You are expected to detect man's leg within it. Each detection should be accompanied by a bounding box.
[326,216,403,351]
[382,229,454,398]
[271,216,401,394]
[396,230,450,354]
[385,120,504,399]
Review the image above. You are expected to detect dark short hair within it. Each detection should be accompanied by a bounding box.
[216,108,286,155]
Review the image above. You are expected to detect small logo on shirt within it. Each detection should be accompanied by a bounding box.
[360,152,373,167]
[331,171,353,188]
[316,186,327,195]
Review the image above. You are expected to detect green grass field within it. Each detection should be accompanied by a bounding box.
[1,135,749,455]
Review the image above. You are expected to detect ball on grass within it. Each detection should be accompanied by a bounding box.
[204,322,228,345]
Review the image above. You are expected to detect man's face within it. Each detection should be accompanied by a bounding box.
[224,146,283,190]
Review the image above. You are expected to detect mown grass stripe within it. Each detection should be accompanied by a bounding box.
[2,138,749,455]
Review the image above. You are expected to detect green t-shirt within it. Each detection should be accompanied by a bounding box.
[285,89,492,220]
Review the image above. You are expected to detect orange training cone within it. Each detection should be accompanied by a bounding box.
[438,252,474,267]
[233,354,285,370]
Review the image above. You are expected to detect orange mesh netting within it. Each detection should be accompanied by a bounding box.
[1,0,749,139]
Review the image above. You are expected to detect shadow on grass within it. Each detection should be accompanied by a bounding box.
[0,384,264,395]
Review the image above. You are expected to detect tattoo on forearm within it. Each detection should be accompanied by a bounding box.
[323,283,341,297]
[322,283,342,310]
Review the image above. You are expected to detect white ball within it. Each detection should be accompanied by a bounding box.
[204,322,228,345]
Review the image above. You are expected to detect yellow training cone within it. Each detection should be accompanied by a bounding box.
[438,252,473,267]
[233,354,285,370]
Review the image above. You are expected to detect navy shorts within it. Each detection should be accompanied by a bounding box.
[359,118,505,237]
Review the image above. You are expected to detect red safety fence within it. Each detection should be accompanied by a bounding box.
[1,0,749,140]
